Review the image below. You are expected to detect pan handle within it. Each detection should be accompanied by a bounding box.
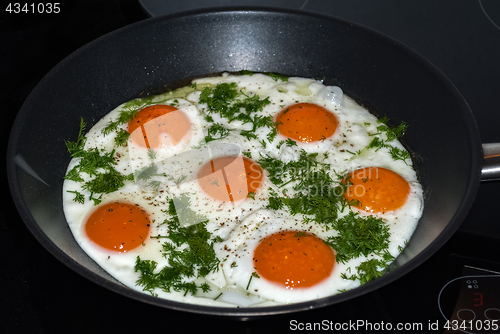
[481,143,500,181]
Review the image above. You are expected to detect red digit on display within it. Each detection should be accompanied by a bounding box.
[473,293,483,307]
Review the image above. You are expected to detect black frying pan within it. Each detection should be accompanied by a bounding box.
[6,8,494,317]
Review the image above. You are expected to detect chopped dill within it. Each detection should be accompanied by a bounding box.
[135,195,221,297]
[199,82,272,142]
[102,96,156,135]
[240,130,257,141]
[325,211,391,264]
[285,138,297,147]
[147,180,162,192]
[246,272,260,290]
[253,115,274,129]
[242,151,252,158]
[258,149,395,285]
[367,137,385,151]
[351,116,412,165]
[134,164,162,182]
[114,128,130,147]
[67,190,84,204]
[64,118,134,204]
[147,148,157,160]
[199,82,239,119]
[65,117,87,156]
[204,123,231,143]
[260,150,350,228]
[389,146,412,165]
[267,72,289,82]
[341,252,395,284]
[64,167,84,182]
[376,116,408,142]
[82,168,134,195]
[89,193,103,206]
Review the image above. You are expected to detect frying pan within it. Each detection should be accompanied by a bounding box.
[6,8,498,317]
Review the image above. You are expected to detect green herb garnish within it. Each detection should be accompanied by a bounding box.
[82,168,134,195]
[352,116,411,165]
[204,123,231,143]
[102,96,155,135]
[260,150,351,228]
[285,138,297,147]
[114,128,130,147]
[135,195,221,297]
[64,119,134,204]
[199,83,272,142]
[134,164,162,182]
[147,148,157,160]
[65,117,87,155]
[325,211,391,264]
[246,272,260,290]
[242,151,252,158]
[240,130,258,141]
[389,146,411,164]
[341,251,395,284]
[67,190,85,204]
[267,72,289,82]
[376,116,408,142]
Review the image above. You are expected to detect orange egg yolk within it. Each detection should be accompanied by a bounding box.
[344,167,410,214]
[127,105,191,149]
[85,202,151,252]
[197,156,263,203]
[253,231,335,289]
[276,103,338,143]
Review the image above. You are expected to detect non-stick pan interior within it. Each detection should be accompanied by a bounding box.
[7,9,482,316]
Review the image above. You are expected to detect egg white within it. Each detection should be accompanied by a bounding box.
[126,99,205,172]
[215,209,357,304]
[63,73,424,307]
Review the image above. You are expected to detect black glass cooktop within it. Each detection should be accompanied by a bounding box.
[2,1,500,333]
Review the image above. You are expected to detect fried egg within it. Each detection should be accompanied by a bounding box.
[62,72,423,307]
[215,209,355,304]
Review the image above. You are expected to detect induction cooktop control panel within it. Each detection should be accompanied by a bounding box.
[439,264,500,334]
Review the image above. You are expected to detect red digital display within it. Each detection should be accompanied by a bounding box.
[473,292,483,307]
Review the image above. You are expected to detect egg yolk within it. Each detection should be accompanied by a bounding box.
[197,156,263,203]
[253,231,335,289]
[276,103,338,143]
[85,202,151,252]
[344,167,410,214]
[127,105,191,149]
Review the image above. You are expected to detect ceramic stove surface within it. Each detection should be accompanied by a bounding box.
[2,1,499,333]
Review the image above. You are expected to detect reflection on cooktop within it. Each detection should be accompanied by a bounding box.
[139,0,308,16]
[480,0,500,31]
